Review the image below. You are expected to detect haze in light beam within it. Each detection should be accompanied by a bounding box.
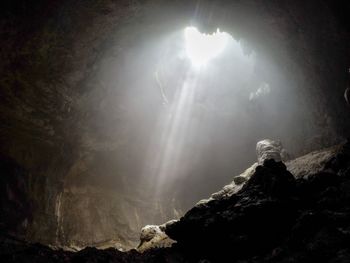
[184,27,231,67]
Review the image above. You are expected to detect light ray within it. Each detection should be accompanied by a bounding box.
[185,27,231,67]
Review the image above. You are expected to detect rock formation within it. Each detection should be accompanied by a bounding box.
[1,141,350,262]
[256,139,289,164]
[137,221,176,252]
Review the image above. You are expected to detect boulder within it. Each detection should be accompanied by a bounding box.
[256,139,288,164]
[137,222,175,252]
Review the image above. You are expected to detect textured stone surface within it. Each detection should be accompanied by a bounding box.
[256,139,286,164]
[0,0,349,250]
[164,141,350,262]
[2,142,350,262]
[137,223,175,252]
[166,159,298,261]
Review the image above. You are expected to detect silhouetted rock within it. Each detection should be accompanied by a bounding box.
[166,159,298,261]
[164,141,350,262]
[1,142,350,262]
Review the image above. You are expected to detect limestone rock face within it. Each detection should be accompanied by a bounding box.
[196,162,258,206]
[286,144,341,179]
[166,159,297,261]
[256,139,288,164]
[137,223,175,252]
[232,162,259,186]
[164,142,350,262]
[1,142,350,262]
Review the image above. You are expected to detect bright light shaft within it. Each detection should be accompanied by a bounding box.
[185,27,230,67]
[142,72,198,197]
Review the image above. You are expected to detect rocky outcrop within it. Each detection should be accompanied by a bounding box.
[256,139,289,164]
[166,159,298,261]
[2,142,350,262]
[164,141,350,262]
[137,221,176,252]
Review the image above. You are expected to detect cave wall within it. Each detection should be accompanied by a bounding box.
[0,0,349,249]
[194,0,350,149]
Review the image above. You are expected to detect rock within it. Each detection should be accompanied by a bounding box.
[233,163,258,185]
[137,223,175,252]
[164,142,350,262]
[159,220,178,231]
[2,142,350,262]
[140,225,163,243]
[286,144,340,179]
[232,175,247,185]
[203,163,258,204]
[256,139,288,164]
[165,159,298,261]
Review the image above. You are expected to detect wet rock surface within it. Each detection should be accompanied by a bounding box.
[1,142,350,262]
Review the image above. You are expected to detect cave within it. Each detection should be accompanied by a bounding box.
[1,0,350,262]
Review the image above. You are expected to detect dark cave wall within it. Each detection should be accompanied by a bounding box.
[0,0,188,247]
[0,154,31,237]
[196,0,350,149]
[0,0,349,249]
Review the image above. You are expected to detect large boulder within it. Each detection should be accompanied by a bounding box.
[137,221,176,252]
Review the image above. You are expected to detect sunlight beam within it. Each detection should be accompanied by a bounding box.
[184,27,230,67]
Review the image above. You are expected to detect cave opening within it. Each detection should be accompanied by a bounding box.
[184,26,230,67]
[1,1,350,261]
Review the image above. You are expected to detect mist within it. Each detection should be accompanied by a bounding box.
[79,26,317,212]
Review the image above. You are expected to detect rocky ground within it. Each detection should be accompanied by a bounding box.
[1,141,350,262]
